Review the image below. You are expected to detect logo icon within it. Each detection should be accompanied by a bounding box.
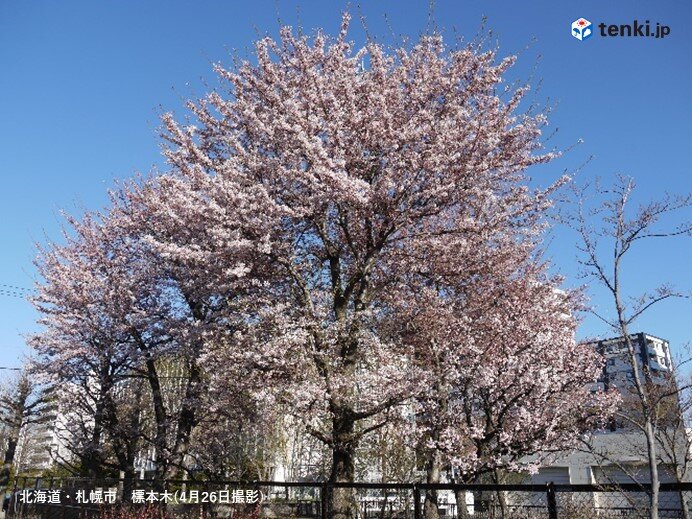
[572,18,593,41]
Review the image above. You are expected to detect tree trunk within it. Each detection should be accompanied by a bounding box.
[454,488,471,519]
[450,472,471,519]
[121,467,136,504]
[680,488,690,519]
[164,360,202,480]
[83,396,105,478]
[645,423,660,519]
[0,437,18,488]
[116,418,140,504]
[84,358,112,478]
[165,295,208,481]
[492,469,508,519]
[424,448,442,519]
[619,331,659,519]
[329,411,357,519]
[145,356,168,489]
[378,486,387,519]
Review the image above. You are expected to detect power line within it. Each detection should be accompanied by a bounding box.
[0,367,22,371]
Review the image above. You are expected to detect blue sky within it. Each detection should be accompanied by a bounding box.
[1,0,690,379]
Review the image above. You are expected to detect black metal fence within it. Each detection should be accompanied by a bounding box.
[4,476,692,519]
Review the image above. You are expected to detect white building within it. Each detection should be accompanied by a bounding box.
[13,402,70,474]
[587,333,674,396]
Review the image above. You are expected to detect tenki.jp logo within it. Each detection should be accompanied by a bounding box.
[572,18,593,41]
[572,18,670,41]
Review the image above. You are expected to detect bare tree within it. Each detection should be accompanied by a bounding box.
[0,369,53,487]
[575,174,692,519]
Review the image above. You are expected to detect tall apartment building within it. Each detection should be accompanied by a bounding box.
[586,332,674,395]
[13,402,69,474]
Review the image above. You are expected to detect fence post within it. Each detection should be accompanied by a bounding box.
[547,482,558,519]
[118,470,124,502]
[321,483,328,519]
[413,485,421,519]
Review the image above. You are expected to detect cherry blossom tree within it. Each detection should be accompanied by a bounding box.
[30,212,163,488]
[31,214,131,475]
[30,205,225,488]
[396,258,616,519]
[142,14,592,518]
[31,166,277,491]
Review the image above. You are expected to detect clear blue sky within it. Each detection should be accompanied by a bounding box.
[1,0,691,379]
